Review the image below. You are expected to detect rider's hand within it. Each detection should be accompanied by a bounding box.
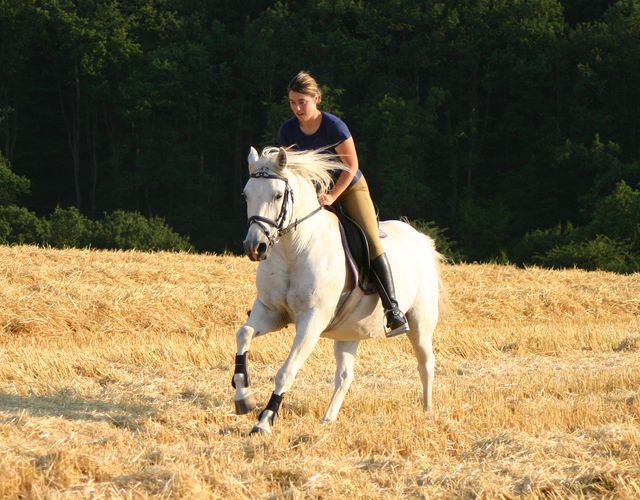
[318,193,335,206]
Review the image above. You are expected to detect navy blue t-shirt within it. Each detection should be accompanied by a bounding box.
[278,111,362,184]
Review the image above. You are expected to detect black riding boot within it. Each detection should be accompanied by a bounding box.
[371,253,410,337]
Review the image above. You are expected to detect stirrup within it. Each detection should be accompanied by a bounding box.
[384,309,410,337]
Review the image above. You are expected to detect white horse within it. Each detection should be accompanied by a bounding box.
[232,146,443,434]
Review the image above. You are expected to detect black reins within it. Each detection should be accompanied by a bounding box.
[247,170,323,245]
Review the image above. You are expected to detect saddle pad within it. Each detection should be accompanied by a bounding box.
[332,208,382,294]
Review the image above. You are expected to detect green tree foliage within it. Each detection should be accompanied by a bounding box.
[48,206,95,248]
[518,181,640,273]
[589,181,640,246]
[511,222,579,264]
[0,149,189,250]
[1,0,639,272]
[551,136,640,222]
[0,153,29,204]
[458,199,513,261]
[537,235,637,274]
[0,205,49,245]
[92,210,192,251]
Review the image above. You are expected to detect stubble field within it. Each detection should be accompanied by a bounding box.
[0,245,639,498]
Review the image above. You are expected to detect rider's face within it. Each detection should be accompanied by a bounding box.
[289,91,319,123]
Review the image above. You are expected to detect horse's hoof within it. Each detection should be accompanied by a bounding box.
[234,394,257,415]
[250,425,270,435]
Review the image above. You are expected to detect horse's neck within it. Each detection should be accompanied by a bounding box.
[274,182,339,264]
[290,208,335,245]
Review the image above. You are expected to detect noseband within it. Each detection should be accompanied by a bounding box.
[247,170,323,247]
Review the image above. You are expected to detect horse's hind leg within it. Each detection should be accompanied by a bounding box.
[322,340,359,423]
[407,303,438,411]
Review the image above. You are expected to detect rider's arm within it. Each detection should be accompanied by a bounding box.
[320,137,358,205]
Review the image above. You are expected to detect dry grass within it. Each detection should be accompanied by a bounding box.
[0,245,639,498]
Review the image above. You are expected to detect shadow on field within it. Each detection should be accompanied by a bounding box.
[0,392,156,430]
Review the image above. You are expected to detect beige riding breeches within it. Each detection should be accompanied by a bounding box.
[337,175,384,259]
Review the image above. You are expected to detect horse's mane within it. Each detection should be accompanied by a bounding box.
[254,147,350,195]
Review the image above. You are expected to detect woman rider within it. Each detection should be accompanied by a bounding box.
[277,71,409,337]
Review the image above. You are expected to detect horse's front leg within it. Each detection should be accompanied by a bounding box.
[251,310,327,434]
[233,299,285,414]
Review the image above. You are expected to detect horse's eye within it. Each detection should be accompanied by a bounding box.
[275,193,283,200]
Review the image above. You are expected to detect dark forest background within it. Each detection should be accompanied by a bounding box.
[1,0,639,272]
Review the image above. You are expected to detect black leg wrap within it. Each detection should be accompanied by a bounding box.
[259,392,285,423]
[231,352,250,388]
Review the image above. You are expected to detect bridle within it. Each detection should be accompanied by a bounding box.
[246,170,323,247]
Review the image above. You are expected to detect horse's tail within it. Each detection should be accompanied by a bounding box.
[417,230,451,323]
[435,251,450,322]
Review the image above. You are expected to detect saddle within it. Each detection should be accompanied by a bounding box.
[325,205,384,295]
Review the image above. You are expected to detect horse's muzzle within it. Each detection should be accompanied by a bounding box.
[243,239,270,261]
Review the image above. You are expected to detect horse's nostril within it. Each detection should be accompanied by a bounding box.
[257,243,267,255]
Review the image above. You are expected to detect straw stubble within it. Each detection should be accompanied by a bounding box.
[0,246,638,498]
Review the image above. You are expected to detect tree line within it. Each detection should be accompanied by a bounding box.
[1,0,639,271]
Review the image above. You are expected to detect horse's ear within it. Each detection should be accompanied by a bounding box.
[275,147,287,171]
[247,147,259,171]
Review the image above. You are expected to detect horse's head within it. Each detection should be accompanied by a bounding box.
[242,147,293,261]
